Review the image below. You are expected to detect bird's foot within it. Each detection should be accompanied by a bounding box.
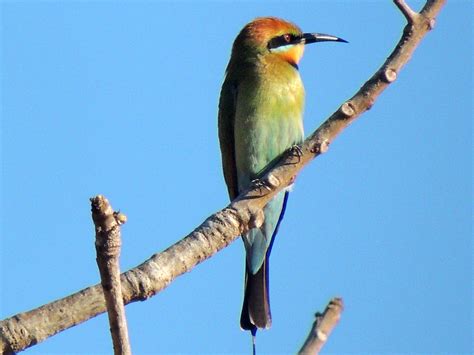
[251,178,272,195]
[289,144,303,163]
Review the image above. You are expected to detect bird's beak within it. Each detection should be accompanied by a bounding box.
[302,33,348,44]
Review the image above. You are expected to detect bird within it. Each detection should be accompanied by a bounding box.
[218,17,346,335]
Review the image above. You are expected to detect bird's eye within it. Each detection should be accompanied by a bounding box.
[267,33,295,50]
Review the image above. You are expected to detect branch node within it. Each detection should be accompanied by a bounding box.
[320,140,330,154]
[266,173,281,189]
[309,139,330,155]
[394,0,418,24]
[114,211,128,225]
[383,68,398,83]
[428,17,436,30]
[340,101,355,117]
[316,329,328,342]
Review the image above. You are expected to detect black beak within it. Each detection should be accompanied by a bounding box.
[302,33,348,44]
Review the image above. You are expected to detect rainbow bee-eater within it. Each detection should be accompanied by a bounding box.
[218,17,346,333]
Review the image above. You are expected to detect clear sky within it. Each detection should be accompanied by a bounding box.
[1,1,472,354]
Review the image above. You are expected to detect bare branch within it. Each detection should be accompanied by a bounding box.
[0,0,446,352]
[92,195,131,355]
[394,0,418,23]
[298,298,344,355]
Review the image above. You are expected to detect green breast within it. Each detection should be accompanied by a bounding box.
[234,64,305,190]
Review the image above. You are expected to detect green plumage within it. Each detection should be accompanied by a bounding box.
[218,16,345,333]
[218,18,305,331]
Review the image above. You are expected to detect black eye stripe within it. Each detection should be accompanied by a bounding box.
[267,33,301,50]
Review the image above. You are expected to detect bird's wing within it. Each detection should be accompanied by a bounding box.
[218,78,239,200]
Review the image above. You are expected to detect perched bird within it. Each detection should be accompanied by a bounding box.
[218,17,346,334]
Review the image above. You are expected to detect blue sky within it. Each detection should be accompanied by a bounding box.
[1,1,472,354]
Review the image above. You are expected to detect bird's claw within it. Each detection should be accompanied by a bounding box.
[289,144,303,162]
[251,178,272,195]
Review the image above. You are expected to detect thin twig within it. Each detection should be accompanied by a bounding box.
[0,1,446,352]
[393,0,418,23]
[92,195,131,355]
[298,298,344,355]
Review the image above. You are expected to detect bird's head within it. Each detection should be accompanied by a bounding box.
[231,17,347,68]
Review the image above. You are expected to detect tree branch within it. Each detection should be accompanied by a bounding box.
[298,298,344,355]
[92,195,131,355]
[394,0,419,24]
[0,1,446,352]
